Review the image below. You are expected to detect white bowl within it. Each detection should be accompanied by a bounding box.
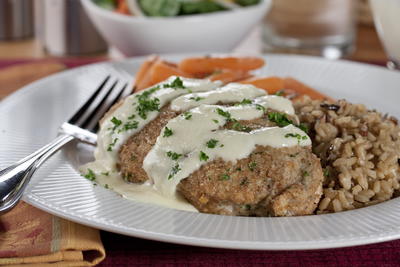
[81,0,271,56]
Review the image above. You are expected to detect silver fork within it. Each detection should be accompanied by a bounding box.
[0,73,131,213]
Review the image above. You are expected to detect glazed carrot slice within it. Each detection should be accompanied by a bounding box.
[208,69,253,84]
[115,0,131,15]
[178,56,265,75]
[134,55,159,92]
[149,60,192,85]
[240,76,285,93]
[284,77,333,101]
[134,56,159,92]
[240,76,333,100]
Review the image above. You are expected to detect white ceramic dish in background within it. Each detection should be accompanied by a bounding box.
[1,54,400,250]
[80,0,271,56]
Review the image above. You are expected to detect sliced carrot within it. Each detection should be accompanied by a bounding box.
[149,60,192,85]
[208,69,253,84]
[178,56,265,75]
[134,56,159,92]
[134,55,159,92]
[240,76,333,100]
[284,77,333,101]
[115,0,130,15]
[240,76,285,93]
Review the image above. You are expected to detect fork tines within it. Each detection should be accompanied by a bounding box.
[68,71,132,133]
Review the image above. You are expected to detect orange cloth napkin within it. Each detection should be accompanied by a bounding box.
[0,61,106,266]
[0,202,105,266]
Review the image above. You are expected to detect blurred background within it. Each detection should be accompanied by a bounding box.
[0,0,389,60]
[0,0,398,99]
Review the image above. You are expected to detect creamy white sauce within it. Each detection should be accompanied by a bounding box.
[80,162,197,212]
[84,76,310,212]
[144,105,310,198]
[170,83,265,111]
[95,76,220,169]
[253,95,295,116]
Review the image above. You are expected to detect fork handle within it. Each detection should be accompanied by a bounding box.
[0,134,75,213]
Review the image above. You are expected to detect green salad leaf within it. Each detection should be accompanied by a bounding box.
[94,0,116,10]
[139,0,181,16]
[235,0,260,6]
[180,0,226,15]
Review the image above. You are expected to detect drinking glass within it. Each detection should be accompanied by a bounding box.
[370,0,400,70]
[262,0,357,59]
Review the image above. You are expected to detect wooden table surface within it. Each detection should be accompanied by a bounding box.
[0,24,388,62]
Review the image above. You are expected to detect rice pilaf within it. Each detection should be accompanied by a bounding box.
[294,96,400,213]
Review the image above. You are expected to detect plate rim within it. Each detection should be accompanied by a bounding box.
[24,193,400,250]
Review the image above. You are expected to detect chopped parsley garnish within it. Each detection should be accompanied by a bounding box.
[255,104,266,113]
[136,97,160,119]
[298,123,309,134]
[166,151,182,160]
[206,139,219,148]
[285,133,301,138]
[83,169,96,181]
[248,162,257,171]
[268,112,308,135]
[107,138,119,151]
[163,127,173,137]
[189,96,204,102]
[232,122,251,132]
[168,164,181,180]
[236,167,242,171]
[120,121,139,132]
[212,119,219,124]
[268,112,293,127]
[110,116,122,131]
[303,171,310,177]
[104,184,109,189]
[163,77,185,89]
[216,108,235,122]
[323,169,330,177]
[268,112,309,133]
[135,86,161,119]
[275,90,285,96]
[127,114,136,120]
[285,133,307,144]
[220,174,230,180]
[183,111,192,120]
[137,85,160,99]
[235,98,252,105]
[199,151,209,161]
[101,171,109,176]
[216,108,230,118]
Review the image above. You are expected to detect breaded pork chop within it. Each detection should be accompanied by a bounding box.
[118,106,323,216]
[178,145,323,216]
[118,106,295,183]
[119,106,180,182]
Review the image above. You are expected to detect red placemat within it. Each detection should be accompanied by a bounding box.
[98,231,400,267]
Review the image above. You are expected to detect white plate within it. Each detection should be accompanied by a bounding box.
[1,54,400,250]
